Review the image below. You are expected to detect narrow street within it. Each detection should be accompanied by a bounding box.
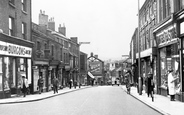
[0,86,162,115]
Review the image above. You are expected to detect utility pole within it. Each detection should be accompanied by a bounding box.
[138,0,142,95]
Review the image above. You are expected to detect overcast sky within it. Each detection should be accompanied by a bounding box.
[32,0,145,61]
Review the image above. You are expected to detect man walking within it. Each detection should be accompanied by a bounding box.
[37,76,44,94]
[52,76,59,94]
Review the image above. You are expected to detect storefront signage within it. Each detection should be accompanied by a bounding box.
[89,61,102,75]
[0,41,32,58]
[157,25,177,46]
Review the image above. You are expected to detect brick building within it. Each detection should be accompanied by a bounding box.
[0,0,34,98]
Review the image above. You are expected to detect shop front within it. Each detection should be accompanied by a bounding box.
[0,33,33,99]
[136,48,157,93]
[155,23,180,97]
[49,60,60,90]
[177,12,184,101]
[33,61,49,93]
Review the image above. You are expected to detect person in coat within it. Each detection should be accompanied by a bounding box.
[20,75,28,97]
[147,72,154,98]
[69,79,73,89]
[52,76,59,94]
[37,76,44,94]
[168,69,178,101]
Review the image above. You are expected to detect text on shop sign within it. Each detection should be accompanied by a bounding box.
[157,26,177,45]
[0,41,32,57]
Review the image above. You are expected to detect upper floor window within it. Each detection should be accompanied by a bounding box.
[9,17,15,36]
[44,43,47,49]
[22,22,27,39]
[158,0,171,22]
[51,45,54,56]
[9,0,15,5]
[60,48,63,61]
[175,0,184,11]
[37,41,41,50]
[21,0,27,12]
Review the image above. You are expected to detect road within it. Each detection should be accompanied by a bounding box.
[0,86,162,115]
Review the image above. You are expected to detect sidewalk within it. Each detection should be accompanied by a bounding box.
[0,86,91,104]
[121,85,184,115]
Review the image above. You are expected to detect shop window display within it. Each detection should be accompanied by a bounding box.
[17,58,26,87]
[160,44,181,93]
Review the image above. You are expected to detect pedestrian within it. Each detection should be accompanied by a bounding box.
[147,72,154,101]
[168,69,178,101]
[37,76,44,94]
[74,80,77,89]
[20,75,28,97]
[52,76,59,94]
[69,79,73,89]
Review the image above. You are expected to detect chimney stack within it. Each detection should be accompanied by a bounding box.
[39,10,48,27]
[58,24,66,36]
[48,17,55,31]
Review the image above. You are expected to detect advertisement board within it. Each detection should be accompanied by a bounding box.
[89,61,102,76]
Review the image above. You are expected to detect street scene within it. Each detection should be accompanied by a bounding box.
[0,0,184,115]
[0,86,162,115]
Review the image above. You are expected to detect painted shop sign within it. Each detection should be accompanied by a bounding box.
[156,25,177,46]
[0,41,32,58]
[89,61,102,75]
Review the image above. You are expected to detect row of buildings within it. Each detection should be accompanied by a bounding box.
[130,0,184,102]
[0,0,88,99]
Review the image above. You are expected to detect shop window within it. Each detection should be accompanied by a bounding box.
[3,57,10,91]
[160,44,180,91]
[17,58,26,87]
[160,47,167,88]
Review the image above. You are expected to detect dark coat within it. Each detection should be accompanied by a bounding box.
[52,78,59,86]
[37,78,44,87]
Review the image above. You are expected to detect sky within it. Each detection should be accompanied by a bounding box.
[32,0,145,61]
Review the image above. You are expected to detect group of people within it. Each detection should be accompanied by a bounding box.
[144,68,178,102]
[19,74,59,97]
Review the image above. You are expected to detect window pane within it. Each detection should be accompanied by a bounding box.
[9,18,12,29]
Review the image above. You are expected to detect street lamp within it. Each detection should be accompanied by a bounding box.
[78,42,90,87]
[138,0,142,95]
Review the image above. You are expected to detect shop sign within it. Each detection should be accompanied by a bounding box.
[0,41,32,58]
[89,61,102,75]
[157,25,177,46]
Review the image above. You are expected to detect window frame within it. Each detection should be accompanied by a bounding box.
[21,0,27,12]
[22,22,27,39]
[9,17,15,36]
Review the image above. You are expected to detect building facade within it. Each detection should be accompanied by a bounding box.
[0,0,34,98]
[136,0,157,93]
[132,0,184,102]
[80,51,88,85]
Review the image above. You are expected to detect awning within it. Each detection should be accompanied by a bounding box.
[88,72,95,78]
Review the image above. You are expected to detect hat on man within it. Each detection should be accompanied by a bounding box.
[168,68,173,73]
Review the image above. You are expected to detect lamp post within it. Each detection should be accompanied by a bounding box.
[138,0,142,95]
[78,42,90,88]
